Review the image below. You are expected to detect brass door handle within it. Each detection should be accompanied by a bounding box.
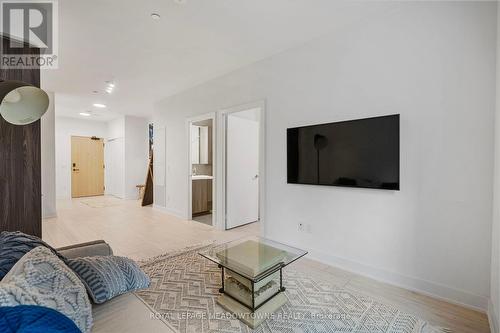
[73,169,80,171]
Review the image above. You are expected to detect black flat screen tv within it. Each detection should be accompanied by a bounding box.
[287,114,400,190]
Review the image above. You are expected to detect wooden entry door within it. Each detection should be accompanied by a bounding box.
[71,136,105,198]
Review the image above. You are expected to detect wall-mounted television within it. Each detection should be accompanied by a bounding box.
[287,114,400,190]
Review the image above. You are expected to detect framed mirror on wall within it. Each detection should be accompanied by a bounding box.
[191,125,209,165]
[148,123,154,158]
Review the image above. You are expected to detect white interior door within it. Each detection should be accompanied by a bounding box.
[226,110,260,229]
[105,137,125,198]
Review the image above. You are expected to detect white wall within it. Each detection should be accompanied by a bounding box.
[55,117,108,199]
[106,117,126,198]
[41,92,56,218]
[105,116,149,199]
[490,4,500,332]
[107,116,125,140]
[154,2,496,311]
[124,116,149,200]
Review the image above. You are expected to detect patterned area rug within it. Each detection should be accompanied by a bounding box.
[80,198,121,208]
[136,244,449,333]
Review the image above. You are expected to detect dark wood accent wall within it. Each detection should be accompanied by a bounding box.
[0,36,42,237]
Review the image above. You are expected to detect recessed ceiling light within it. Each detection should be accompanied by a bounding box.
[79,112,91,117]
[93,103,106,108]
[104,81,115,94]
[151,13,161,20]
[174,0,187,4]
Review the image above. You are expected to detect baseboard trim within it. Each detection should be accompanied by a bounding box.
[303,247,488,312]
[489,299,499,333]
[42,212,57,219]
[152,205,187,220]
[261,233,489,312]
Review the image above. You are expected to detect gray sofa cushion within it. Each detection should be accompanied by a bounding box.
[92,293,177,333]
[67,256,150,304]
[57,240,113,259]
[0,231,66,280]
[58,240,176,332]
[0,246,93,333]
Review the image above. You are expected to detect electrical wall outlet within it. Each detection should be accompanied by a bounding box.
[298,222,312,234]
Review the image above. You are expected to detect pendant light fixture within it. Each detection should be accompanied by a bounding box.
[0,80,49,125]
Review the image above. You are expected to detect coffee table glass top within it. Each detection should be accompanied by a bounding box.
[199,237,307,281]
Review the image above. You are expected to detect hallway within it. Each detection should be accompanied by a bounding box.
[43,196,259,260]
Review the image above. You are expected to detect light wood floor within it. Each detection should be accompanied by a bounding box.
[43,196,490,333]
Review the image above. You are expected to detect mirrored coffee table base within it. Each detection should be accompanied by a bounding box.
[218,291,288,329]
[199,237,308,329]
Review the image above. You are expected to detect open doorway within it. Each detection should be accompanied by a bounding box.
[71,136,105,198]
[188,115,215,226]
[219,104,263,230]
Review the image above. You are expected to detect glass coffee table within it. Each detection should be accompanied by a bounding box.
[199,237,307,328]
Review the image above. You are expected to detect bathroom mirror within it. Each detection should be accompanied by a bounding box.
[191,125,209,165]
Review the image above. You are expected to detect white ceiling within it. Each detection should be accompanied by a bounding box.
[42,0,395,122]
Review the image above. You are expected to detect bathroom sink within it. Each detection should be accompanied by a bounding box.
[192,175,213,180]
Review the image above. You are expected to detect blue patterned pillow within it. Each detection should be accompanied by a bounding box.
[67,256,150,304]
[0,231,66,280]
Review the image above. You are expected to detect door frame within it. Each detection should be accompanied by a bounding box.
[216,101,266,231]
[186,112,217,226]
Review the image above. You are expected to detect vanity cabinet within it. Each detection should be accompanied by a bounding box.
[192,179,212,215]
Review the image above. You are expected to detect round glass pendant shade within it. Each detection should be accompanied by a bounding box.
[0,80,49,125]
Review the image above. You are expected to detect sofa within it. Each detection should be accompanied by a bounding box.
[56,240,176,333]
